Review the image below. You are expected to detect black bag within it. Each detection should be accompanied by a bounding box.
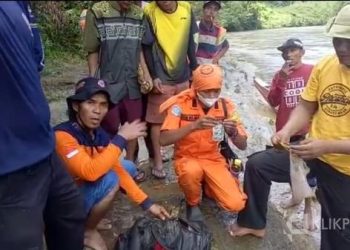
[114,217,212,250]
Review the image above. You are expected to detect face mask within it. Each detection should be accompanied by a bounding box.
[197,93,218,108]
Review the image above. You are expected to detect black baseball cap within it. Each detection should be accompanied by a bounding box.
[277,38,304,52]
[203,1,221,9]
[66,77,112,120]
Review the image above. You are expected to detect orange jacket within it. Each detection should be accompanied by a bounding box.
[54,121,151,209]
[161,97,247,160]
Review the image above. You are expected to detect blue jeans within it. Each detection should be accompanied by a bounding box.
[80,159,137,215]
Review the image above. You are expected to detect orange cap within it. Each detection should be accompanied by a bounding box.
[192,64,223,91]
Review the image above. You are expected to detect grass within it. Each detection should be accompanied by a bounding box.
[41,48,85,77]
[261,1,344,29]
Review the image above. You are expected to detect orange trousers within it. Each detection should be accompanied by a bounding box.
[175,157,247,212]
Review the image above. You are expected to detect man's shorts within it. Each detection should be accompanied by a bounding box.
[101,96,143,136]
[146,81,189,124]
[80,159,137,215]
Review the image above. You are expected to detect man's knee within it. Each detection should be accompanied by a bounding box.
[177,161,203,180]
[221,197,247,212]
[82,171,119,214]
[245,153,262,173]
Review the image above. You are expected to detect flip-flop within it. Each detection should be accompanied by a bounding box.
[134,169,147,183]
[151,168,166,179]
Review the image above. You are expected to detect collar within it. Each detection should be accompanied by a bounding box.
[199,20,215,33]
[110,2,132,14]
[54,121,110,147]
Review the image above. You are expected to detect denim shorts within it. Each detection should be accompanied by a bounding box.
[80,159,137,215]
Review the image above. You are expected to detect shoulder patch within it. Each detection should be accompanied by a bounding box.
[171,105,182,117]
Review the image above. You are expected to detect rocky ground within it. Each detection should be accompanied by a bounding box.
[42,57,320,250]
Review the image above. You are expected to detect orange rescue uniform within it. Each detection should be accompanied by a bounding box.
[161,97,247,212]
[55,131,148,206]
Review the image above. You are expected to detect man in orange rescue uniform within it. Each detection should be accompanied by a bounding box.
[159,64,247,223]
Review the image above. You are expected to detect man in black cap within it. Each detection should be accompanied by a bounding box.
[230,38,316,238]
[196,1,230,65]
[54,77,170,250]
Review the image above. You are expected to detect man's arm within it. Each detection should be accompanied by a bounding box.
[223,100,248,150]
[267,72,286,107]
[83,9,100,76]
[142,17,157,79]
[187,9,199,71]
[113,162,153,210]
[160,124,194,146]
[212,40,229,64]
[160,115,220,146]
[139,50,152,83]
[229,130,247,150]
[19,2,45,72]
[55,131,127,181]
[278,99,317,141]
[87,52,99,77]
[325,140,350,154]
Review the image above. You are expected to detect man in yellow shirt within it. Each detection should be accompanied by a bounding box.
[271,5,350,250]
[142,1,198,178]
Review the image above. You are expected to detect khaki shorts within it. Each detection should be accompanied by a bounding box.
[146,81,189,124]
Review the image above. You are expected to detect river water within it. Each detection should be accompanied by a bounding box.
[227,25,334,81]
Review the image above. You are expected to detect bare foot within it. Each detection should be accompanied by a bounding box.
[303,198,317,231]
[228,223,266,238]
[84,229,107,250]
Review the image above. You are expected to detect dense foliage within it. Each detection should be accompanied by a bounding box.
[30,1,348,61]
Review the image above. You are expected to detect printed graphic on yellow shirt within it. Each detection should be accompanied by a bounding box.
[320,83,350,117]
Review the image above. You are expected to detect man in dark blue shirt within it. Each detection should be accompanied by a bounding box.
[0,2,85,249]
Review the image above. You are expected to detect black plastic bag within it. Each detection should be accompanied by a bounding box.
[114,217,212,250]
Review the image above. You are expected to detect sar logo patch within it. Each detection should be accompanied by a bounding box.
[171,105,182,117]
[320,83,350,117]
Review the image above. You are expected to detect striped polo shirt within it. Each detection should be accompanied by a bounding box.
[196,20,227,64]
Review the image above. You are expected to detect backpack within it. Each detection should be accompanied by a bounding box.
[114,217,212,250]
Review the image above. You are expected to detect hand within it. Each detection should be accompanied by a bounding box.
[271,129,291,148]
[212,56,219,65]
[223,119,238,136]
[118,119,147,140]
[140,80,153,94]
[151,78,164,94]
[192,116,218,130]
[279,61,295,78]
[148,204,171,220]
[290,138,328,160]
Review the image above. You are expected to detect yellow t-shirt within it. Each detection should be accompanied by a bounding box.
[143,1,197,83]
[301,55,350,175]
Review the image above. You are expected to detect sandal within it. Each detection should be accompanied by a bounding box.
[151,168,166,179]
[134,169,147,183]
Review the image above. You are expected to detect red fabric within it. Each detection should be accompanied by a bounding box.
[154,242,165,250]
[267,64,313,135]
